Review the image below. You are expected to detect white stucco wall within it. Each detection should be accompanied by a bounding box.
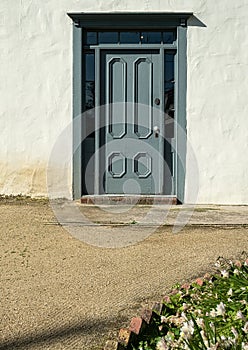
[0,0,248,204]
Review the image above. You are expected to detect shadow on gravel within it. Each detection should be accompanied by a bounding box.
[0,316,118,350]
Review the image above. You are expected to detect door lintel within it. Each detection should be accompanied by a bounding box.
[68,12,193,29]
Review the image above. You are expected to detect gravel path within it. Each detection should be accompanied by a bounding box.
[0,199,247,349]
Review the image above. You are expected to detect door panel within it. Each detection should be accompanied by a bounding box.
[134,57,153,139]
[102,50,163,195]
[108,58,127,138]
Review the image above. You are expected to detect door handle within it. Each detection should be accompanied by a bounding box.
[153,126,160,138]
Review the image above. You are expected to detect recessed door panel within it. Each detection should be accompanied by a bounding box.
[107,58,127,138]
[134,58,153,139]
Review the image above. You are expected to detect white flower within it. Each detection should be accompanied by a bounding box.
[236,310,245,321]
[161,315,167,323]
[195,309,202,316]
[209,322,215,330]
[242,322,248,334]
[216,302,226,316]
[164,332,173,344]
[182,303,189,311]
[215,261,221,268]
[234,268,240,275]
[181,312,188,320]
[221,270,229,278]
[196,317,204,328]
[210,309,217,317]
[156,338,167,350]
[207,345,218,350]
[231,326,239,340]
[200,330,206,338]
[201,329,215,348]
[180,320,194,339]
[242,342,248,349]
[227,288,233,296]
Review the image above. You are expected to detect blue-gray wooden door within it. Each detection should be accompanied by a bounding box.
[102,50,163,194]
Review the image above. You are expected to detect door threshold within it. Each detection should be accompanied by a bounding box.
[81,195,179,205]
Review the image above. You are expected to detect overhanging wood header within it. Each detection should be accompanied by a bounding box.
[67,12,193,29]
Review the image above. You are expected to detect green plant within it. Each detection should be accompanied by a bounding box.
[134,257,248,350]
[130,220,137,225]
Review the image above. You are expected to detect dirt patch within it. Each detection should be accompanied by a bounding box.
[0,200,247,349]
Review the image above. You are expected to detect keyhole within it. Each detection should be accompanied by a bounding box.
[154,98,160,106]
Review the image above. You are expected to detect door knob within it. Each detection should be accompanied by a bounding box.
[153,126,160,138]
[154,98,160,105]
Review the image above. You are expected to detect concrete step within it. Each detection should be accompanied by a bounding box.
[81,195,179,205]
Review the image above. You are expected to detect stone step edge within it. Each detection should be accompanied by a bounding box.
[81,195,179,205]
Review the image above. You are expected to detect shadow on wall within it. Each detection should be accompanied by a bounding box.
[187,15,207,27]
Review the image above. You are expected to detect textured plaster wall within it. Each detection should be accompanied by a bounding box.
[0,0,248,203]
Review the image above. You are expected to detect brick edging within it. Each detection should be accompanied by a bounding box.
[103,256,248,349]
[103,275,211,350]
